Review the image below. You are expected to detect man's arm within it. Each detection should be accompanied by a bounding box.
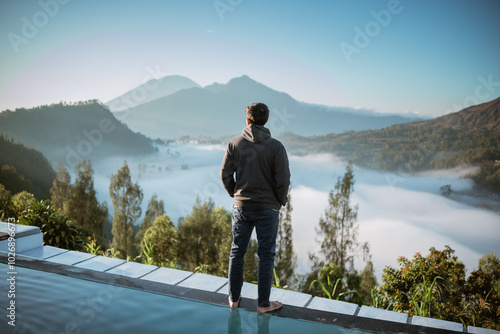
[274,144,291,206]
[221,144,236,197]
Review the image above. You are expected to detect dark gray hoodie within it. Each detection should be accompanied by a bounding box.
[221,124,290,210]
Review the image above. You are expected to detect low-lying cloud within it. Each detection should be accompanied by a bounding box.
[88,143,500,282]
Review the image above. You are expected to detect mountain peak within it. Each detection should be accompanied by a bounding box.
[106,75,200,111]
[225,75,266,88]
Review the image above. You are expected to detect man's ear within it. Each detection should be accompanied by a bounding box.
[246,118,251,125]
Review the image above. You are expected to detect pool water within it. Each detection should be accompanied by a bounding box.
[0,263,379,334]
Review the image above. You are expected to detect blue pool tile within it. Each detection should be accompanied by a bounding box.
[46,250,96,265]
[411,315,464,332]
[177,272,228,292]
[306,297,358,315]
[358,306,407,323]
[20,246,68,259]
[106,261,158,278]
[141,267,193,285]
[75,255,126,272]
[270,288,312,307]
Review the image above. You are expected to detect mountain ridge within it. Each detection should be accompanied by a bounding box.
[421,97,500,134]
[0,101,155,167]
[111,75,421,139]
[106,75,201,112]
[279,97,500,192]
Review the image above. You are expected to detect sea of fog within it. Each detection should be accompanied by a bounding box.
[88,142,500,281]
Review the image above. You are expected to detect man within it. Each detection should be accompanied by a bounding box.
[221,102,291,313]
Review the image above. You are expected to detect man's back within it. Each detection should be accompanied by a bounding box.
[221,123,290,210]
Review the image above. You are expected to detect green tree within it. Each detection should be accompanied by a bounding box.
[380,246,465,320]
[315,161,370,274]
[67,160,108,240]
[136,193,165,245]
[177,198,231,275]
[11,191,36,217]
[141,214,178,266]
[0,184,14,219]
[109,161,143,258]
[275,191,297,287]
[50,163,73,213]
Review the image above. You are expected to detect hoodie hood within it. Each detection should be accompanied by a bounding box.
[242,124,271,144]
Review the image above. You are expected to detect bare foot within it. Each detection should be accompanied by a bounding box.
[229,296,241,308]
[257,301,283,313]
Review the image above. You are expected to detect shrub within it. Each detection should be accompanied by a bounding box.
[19,200,87,251]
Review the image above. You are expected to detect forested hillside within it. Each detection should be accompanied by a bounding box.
[0,100,155,165]
[0,135,55,199]
[279,98,500,192]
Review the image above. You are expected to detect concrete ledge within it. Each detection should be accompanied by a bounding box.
[19,245,68,259]
[468,326,500,334]
[46,250,96,265]
[270,287,312,307]
[216,281,259,299]
[75,255,126,272]
[1,252,498,334]
[358,305,408,324]
[141,267,193,285]
[106,261,158,278]
[307,297,358,315]
[411,315,464,332]
[177,272,228,292]
[0,221,41,238]
[1,232,43,253]
[0,221,44,253]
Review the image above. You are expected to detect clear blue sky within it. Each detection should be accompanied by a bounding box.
[1,0,499,117]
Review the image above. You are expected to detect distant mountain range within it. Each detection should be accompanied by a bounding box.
[279,97,500,192]
[106,75,201,112]
[108,75,423,139]
[0,101,155,167]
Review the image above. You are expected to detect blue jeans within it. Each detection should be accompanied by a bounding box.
[228,207,280,307]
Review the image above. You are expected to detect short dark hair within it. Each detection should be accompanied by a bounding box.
[245,103,269,126]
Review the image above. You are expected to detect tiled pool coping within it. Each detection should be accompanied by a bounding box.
[1,222,499,334]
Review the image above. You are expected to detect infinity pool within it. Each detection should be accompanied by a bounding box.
[0,263,382,334]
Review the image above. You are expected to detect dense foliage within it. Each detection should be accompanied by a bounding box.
[379,246,500,329]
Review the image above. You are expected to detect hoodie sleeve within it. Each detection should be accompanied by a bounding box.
[221,143,236,197]
[274,143,291,206]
